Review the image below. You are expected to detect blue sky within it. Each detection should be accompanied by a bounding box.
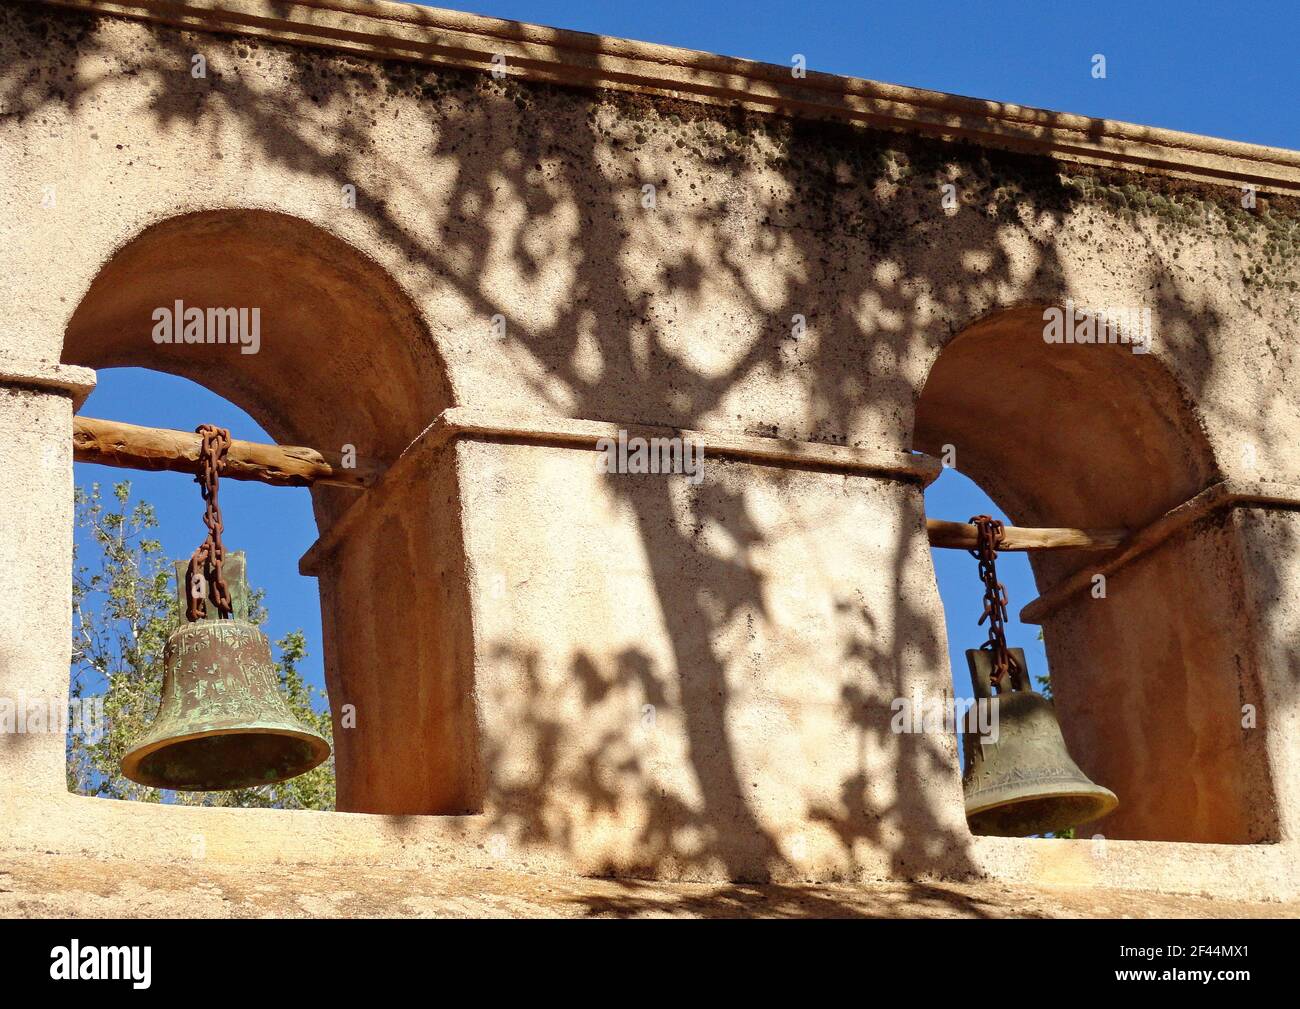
[74,0,1297,713]
[76,376,325,685]
[442,0,1298,148]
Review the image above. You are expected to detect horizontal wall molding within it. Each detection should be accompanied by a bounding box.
[432,408,940,481]
[32,0,1300,194]
[299,406,938,574]
[1021,480,1300,624]
[0,355,96,408]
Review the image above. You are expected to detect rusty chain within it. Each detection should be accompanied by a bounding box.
[185,424,234,621]
[969,515,1023,692]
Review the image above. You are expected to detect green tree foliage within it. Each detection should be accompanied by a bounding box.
[68,480,335,810]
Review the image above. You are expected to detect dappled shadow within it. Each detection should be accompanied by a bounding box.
[9,1,1297,884]
[561,877,1020,919]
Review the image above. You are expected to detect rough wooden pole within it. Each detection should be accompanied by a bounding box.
[925,519,1127,552]
[72,416,381,489]
[71,416,1130,548]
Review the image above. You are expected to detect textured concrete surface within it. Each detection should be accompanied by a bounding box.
[3,852,1298,918]
[2,0,1300,904]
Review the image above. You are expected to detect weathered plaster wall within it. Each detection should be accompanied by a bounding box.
[4,6,1297,457]
[1236,509,1300,842]
[1042,517,1279,844]
[2,2,1300,893]
[316,438,480,815]
[455,439,966,880]
[0,385,77,794]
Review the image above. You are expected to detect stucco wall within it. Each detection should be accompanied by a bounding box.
[4,6,1297,457]
[3,2,1300,893]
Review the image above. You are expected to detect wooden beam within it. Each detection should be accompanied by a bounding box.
[72,416,381,489]
[69,415,1130,551]
[925,519,1127,552]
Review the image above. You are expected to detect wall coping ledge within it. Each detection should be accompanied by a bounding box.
[0,355,96,408]
[28,0,1300,194]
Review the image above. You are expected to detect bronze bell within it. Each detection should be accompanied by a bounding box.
[962,647,1118,836]
[121,552,331,791]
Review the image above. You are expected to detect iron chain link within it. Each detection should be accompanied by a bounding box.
[969,515,1023,692]
[186,424,234,622]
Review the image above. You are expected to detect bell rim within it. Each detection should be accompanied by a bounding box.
[965,782,1119,827]
[120,724,331,791]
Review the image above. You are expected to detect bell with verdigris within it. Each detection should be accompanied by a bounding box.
[120,424,329,791]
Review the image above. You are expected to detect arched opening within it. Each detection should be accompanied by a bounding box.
[915,305,1276,844]
[69,369,334,807]
[60,209,475,815]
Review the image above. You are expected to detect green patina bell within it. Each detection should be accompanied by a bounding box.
[962,648,1118,837]
[120,552,330,791]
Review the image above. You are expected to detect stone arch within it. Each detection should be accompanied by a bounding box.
[915,304,1220,538]
[913,304,1277,843]
[60,209,453,519]
[60,209,479,815]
